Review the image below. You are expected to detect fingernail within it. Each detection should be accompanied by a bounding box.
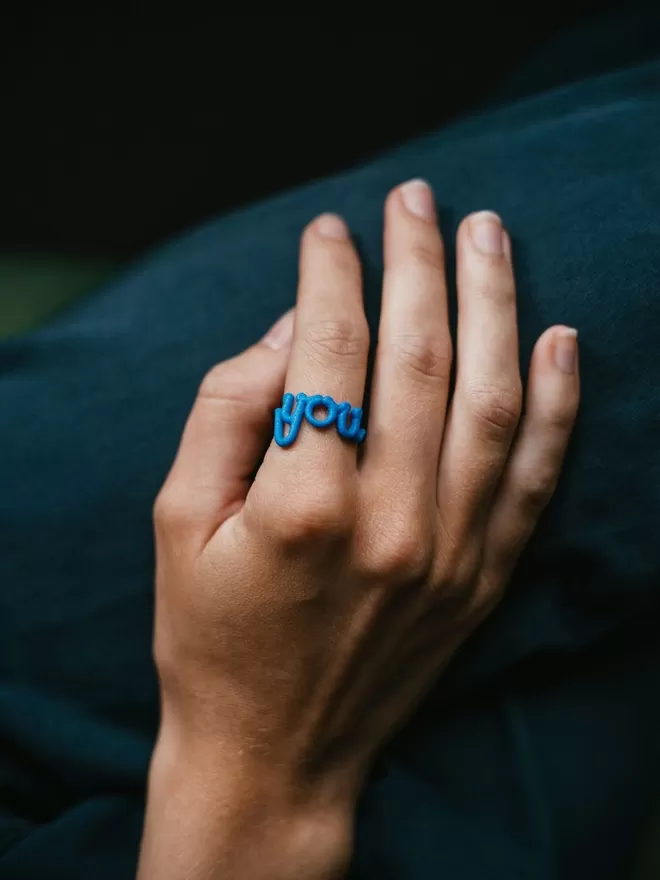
[400,179,436,221]
[316,213,349,240]
[554,327,578,373]
[263,309,295,349]
[469,211,503,254]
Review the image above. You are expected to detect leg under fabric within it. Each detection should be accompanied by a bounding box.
[1,59,659,879]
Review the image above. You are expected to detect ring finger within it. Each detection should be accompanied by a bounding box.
[262,213,369,482]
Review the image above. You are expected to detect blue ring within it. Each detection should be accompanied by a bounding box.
[305,395,338,428]
[274,393,366,447]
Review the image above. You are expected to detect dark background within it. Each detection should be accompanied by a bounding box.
[0,6,655,259]
[1,8,660,878]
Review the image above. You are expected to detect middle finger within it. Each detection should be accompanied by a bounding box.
[437,211,522,538]
[362,180,452,506]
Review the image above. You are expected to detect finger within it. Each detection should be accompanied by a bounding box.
[154,310,294,544]
[437,212,522,539]
[263,213,368,477]
[479,325,580,591]
[363,180,451,506]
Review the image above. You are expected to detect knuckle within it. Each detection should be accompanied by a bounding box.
[430,555,483,621]
[442,555,479,600]
[517,465,559,514]
[431,525,493,620]
[466,380,522,440]
[198,362,246,405]
[152,635,173,682]
[408,241,444,272]
[153,487,190,533]
[304,317,369,365]
[433,578,476,620]
[391,332,452,383]
[361,526,433,582]
[545,399,579,433]
[152,621,181,678]
[198,362,263,420]
[470,576,502,623]
[271,486,355,544]
[198,362,231,399]
[433,517,463,573]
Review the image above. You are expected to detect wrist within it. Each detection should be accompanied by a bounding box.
[138,718,355,880]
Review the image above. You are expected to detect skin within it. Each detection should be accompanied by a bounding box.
[137,180,580,879]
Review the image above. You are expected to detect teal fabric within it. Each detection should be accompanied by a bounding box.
[0,257,117,338]
[1,58,659,879]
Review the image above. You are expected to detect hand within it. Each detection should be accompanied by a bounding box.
[138,181,580,879]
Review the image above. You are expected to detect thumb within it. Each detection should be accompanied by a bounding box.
[156,309,294,540]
